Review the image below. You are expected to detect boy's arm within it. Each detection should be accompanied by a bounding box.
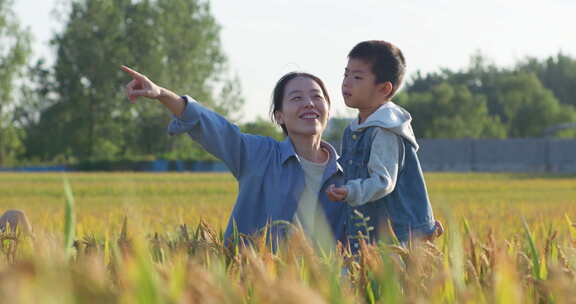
[343,128,401,206]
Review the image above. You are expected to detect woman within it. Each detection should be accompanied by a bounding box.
[121,66,347,248]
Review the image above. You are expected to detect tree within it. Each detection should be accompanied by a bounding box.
[240,118,284,141]
[0,0,31,165]
[324,117,351,151]
[492,72,575,137]
[397,82,506,139]
[403,53,576,138]
[517,53,576,107]
[25,0,242,162]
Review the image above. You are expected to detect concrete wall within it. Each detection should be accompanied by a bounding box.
[418,139,576,173]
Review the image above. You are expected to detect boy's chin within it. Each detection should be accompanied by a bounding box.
[343,98,357,108]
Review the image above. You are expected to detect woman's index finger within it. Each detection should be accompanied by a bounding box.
[120,65,145,79]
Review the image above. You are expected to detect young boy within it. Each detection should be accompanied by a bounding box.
[326,40,442,249]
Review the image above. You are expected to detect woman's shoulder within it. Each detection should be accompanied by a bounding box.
[241,134,287,162]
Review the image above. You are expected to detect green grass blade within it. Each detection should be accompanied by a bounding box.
[522,218,541,281]
[564,214,576,241]
[63,175,76,257]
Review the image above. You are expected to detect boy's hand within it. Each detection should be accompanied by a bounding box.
[424,220,444,242]
[434,220,444,237]
[326,184,348,202]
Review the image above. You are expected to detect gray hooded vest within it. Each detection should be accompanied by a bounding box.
[339,102,436,247]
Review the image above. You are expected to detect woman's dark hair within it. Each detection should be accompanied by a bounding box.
[348,40,406,98]
[269,72,331,135]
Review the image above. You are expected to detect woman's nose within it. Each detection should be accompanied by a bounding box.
[303,97,315,108]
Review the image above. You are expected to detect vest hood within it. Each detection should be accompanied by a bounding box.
[349,101,419,150]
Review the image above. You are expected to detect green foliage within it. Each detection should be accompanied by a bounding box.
[0,125,26,166]
[398,82,506,138]
[21,0,243,162]
[493,72,574,137]
[518,53,576,108]
[324,117,350,150]
[0,0,31,104]
[402,53,576,138]
[240,118,284,141]
[0,0,31,165]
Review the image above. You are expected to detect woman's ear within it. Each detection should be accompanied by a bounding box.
[274,111,284,125]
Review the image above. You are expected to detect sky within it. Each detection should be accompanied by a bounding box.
[12,0,576,121]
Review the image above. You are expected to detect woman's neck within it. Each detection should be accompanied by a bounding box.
[289,134,328,163]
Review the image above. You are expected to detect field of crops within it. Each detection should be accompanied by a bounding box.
[1,172,576,303]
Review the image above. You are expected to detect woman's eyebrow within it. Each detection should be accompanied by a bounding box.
[287,90,303,96]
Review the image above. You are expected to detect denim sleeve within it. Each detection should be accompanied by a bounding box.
[167,95,271,179]
[344,128,400,206]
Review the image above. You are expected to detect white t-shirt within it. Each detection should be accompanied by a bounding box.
[293,152,328,237]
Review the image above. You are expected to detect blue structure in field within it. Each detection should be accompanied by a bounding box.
[2,139,576,173]
[0,165,69,172]
[0,160,229,173]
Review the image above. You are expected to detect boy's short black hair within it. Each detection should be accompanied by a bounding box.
[348,40,406,97]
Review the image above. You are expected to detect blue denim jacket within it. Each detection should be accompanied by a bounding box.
[167,96,348,246]
[340,126,436,247]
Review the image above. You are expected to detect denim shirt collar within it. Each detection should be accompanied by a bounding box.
[279,137,297,164]
[322,141,344,177]
[278,137,343,175]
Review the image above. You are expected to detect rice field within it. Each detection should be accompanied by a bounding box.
[1,172,576,303]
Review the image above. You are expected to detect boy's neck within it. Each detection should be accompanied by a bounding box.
[357,100,390,124]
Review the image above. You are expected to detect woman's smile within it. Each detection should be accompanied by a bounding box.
[299,111,320,120]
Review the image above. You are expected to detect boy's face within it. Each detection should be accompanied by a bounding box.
[342,58,386,109]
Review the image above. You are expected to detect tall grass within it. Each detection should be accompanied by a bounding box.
[0,172,575,303]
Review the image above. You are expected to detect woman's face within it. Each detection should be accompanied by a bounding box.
[274,76,330,137]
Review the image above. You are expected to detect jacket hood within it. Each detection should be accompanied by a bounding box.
[349,101,419,150]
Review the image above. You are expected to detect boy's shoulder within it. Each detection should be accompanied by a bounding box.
[359,102,420,150]
[353,101,412,130]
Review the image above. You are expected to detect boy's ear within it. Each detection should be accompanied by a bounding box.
[377,81,394,99]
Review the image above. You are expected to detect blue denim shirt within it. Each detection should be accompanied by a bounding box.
[167,96,348,246]
[340,126,436,247]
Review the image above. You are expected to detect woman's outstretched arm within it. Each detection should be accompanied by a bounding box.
[120,65,273,179]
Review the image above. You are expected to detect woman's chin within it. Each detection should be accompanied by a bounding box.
[288,127,325,138]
